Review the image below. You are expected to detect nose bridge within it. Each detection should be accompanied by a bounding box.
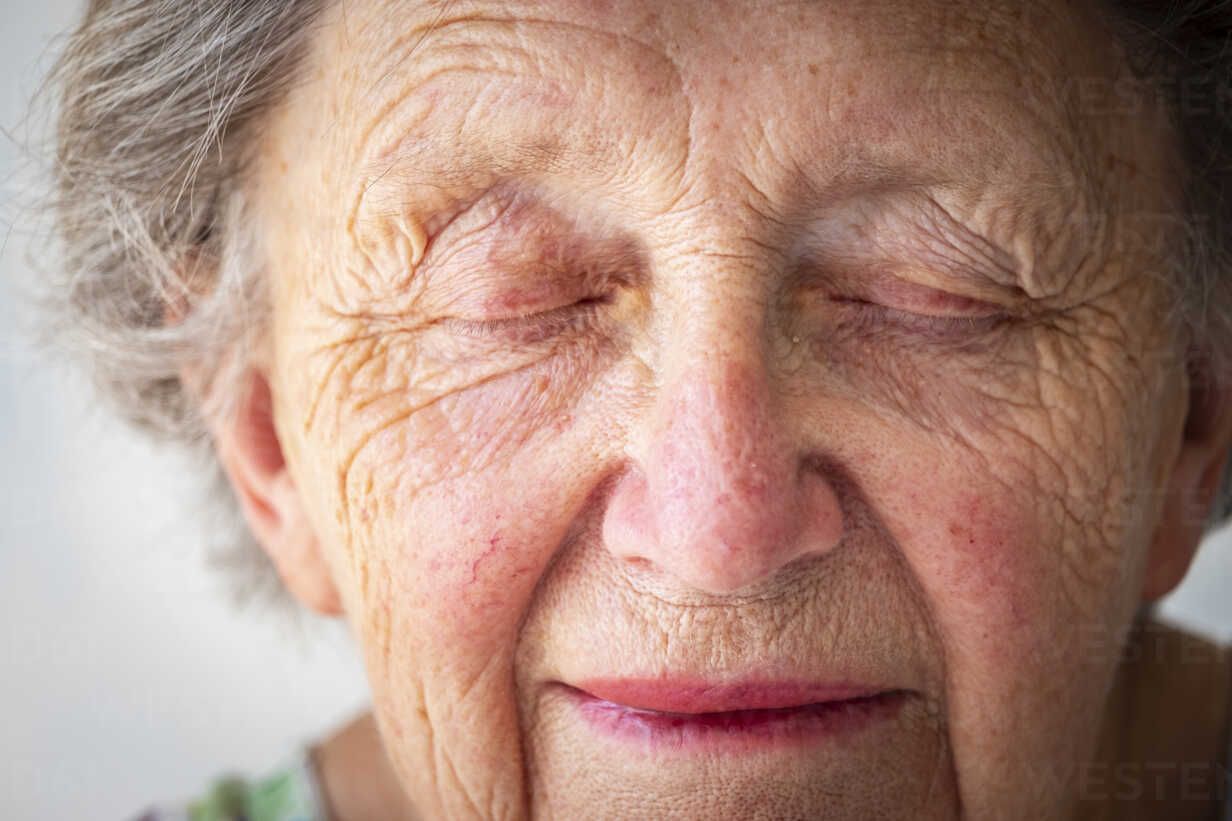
[651,348,787,521]
[620,308,819,593]
[648,237,787,517]
[599,213,844,594]
[651,312,797,516]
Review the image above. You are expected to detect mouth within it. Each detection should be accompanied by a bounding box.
[558,679,908,751]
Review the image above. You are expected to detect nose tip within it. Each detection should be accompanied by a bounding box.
[602,360,844,594]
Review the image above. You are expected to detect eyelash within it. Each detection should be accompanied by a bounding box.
[833,297,1008,340]
[444,297,610,344]
[443,293,1006,346]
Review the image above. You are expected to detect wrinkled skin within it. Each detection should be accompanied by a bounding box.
[247,0,1191,818]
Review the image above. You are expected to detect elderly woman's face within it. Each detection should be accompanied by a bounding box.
[249,0,1189,817]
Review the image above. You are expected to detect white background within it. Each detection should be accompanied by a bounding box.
[3,2,1231,818]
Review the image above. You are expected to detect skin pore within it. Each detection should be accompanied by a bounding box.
[212,0,1232,818]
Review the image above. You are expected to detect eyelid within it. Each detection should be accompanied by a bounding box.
[814,270,1014,342]
[443,296,610,344]
[811,290,1011,349]
[836,296,1008,333]
[851,272,1005,315]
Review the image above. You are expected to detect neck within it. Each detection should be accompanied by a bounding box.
[312,711,420,821]
[1079,617,1230,820]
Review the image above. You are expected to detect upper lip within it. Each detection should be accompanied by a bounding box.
[568,678,890,714]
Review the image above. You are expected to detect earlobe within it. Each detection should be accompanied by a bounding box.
[206,369,343,616]
[1141,358,1232,602]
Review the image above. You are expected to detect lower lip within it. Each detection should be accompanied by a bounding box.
[562,687,907,751]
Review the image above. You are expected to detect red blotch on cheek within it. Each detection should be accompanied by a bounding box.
[400,497,545,644]
[889,479,1040,647]
[939,493,1037,636]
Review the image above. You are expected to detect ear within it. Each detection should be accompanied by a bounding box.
[1140,357,1232,602]
[206,368,343,616]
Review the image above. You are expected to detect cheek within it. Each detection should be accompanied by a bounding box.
[303,365,612,819]
[863,332,1158,667]
[293,330,604,617]
[334,372,619,655]
[343,441,565,656]
[868,401,1132,685]
[884,470,1042,662]
[395,485,559,637]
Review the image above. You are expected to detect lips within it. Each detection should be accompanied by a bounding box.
[560,678,907,750]
[574,678,885,712]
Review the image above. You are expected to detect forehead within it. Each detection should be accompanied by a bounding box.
[263,0,1170,296]
[309,0,1120,163]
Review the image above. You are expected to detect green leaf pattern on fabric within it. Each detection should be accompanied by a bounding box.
[187,766,321,821]
[136,750,326,821]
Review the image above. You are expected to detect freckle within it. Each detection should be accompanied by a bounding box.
[808,63,819,77]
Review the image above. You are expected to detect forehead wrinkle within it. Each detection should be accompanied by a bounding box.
[348,115,640,245]
[350,11,681,163]
[346,2,1063,212]
[341,18,688,230]
[659,4,1086,203]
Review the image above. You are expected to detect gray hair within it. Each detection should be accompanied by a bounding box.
[40,0,1232,605]
[47,0,325,607]
[1108,1,1232,528]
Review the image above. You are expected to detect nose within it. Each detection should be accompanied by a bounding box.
[602,349,845,594]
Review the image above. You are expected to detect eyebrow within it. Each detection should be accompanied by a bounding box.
[360,137,1042,292]
[359,133,578,198]
[351,75,1077,304]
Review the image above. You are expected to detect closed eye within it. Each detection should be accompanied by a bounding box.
[829,295,1009,338]
[443,296,611,345]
